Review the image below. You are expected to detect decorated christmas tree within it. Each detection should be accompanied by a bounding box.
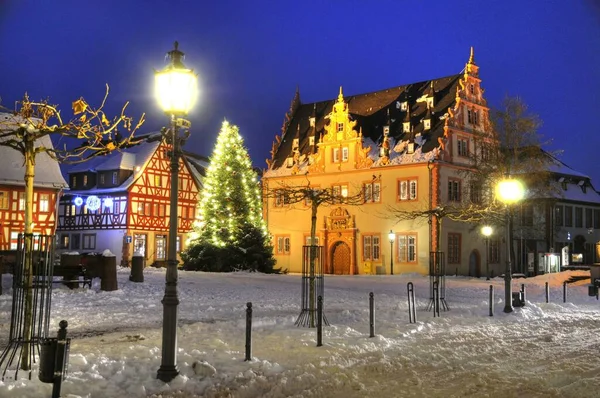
[183,121,277,272]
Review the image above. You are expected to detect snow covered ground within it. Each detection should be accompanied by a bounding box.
[1,268,599,397]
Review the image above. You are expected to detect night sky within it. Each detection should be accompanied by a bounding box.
[1,1,599,184]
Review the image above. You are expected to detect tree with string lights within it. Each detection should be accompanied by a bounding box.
[182,121,276,272]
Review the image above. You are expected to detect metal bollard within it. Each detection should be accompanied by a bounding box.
[563,281,567,303]
[545,282,549,303]
[521,284,526,306]
[369,292,375,338]
[245,302,252,361]
[52,320,69,398]
[433,281,440,318]
[489,285,494,317]
[407,282,417,324]
[317,295,323,347]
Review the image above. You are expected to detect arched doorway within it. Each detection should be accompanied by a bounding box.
[331,241,351,275]
[469,250,481,277]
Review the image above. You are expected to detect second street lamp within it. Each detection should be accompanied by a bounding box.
[495,178,525,314]
[481,225,493,280]
[155,41,198,383]
[388,230,395,275]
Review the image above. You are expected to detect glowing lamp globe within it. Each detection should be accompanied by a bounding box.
[495,179,525,204]
[388,230,395,243]
[481,225,493,237]
[154,41,198,116]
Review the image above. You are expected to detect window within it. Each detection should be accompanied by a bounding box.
[448,179,461,202]
[555,205,564,227]
[564,206,573,227]
[159,204,166,217]
[153,203,159,217]
[70,233,81,250]
[60,234,70,250]
[398,179,417,201]
[401,101,407,111]
[362,235,380,261]
[99,174,105,185]
[364,182,381,203]
[82,234,96,250]
[83,175,88,186]
[337,122,344,132]
[305,236,320,246]
[19,192,25,210]
[332,184,348,203]
[473,110,479,125]
[155,235,167,260]
[586,208,593,229]
[39,194,50,212]
[10,232,18,250]
[448,233,461,264]
[521,204,533,226]
[292,138,299,149]
[155,175,162,187]
[176,235,182,252]
[575,207,583,228]
[457,138,468,157]
[112,171,118,185]
[403,122,410,133]
[469,182,481,204]
[470,84,475,94]
[0,191,8,209]
[276,236,290,255]
[275,190,290,207]
[309,136,315,146]
[342,147,349,162]
[594,209,600,229]
[134,234,147,256]
[489,239,500,263]
[467,109,472,124]
[424,119,431,130]
[397,234,417,263]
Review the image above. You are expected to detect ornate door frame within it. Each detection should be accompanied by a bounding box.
[323,206,357,275]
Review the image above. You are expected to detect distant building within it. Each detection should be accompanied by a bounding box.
[0,112,69,249]
[263,49,496,276]
[56,134,207,266]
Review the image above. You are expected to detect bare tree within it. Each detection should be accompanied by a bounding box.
[0,87,144,370]
[264,175,367,327]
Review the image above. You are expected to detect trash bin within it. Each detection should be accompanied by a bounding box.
[512,291,524,307]
[130,253,144,283]
[590,264,600,284]
[101,250,118,292]
[38,338,57,383]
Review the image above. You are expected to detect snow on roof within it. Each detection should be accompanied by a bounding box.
[0,112,68,188]
[545,151,589,179]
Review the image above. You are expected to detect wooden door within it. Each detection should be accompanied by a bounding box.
[332,241,351,275]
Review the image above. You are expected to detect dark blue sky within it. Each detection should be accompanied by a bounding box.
[1,1,599,184]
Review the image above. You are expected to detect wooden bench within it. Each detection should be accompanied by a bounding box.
[49,264,93,289]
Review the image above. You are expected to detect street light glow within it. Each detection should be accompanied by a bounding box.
[496,179,525,204]
[155,42,198,115]
[388,230,395,243]
[481,225,493,237]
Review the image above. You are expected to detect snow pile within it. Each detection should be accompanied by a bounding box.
[1,270,599,397]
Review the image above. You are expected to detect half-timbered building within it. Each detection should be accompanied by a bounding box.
[56,134,206,266]
[0,113,68,249]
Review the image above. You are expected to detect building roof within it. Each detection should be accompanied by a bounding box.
[183,150,209,189]
[269,74,462,170]
[0,112,69,189]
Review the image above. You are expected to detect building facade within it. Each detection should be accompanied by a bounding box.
[263,49,498,276]
[56,134,206,266]
[0,113,68,248]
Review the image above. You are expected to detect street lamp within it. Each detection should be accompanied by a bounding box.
[495,178,525,313]
[155,41,198,382]
[388,230,395,275]
[481,225,493,280]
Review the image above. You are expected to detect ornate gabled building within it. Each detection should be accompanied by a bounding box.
[56,134,206,266]
[263,48,497,276]
[0,113,69,249]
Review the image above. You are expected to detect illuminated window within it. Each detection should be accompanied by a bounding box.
[155,235,167,260]
[72,176,77,186]
[398,179,417,201]
[83,175,88,186]
[397,234,417,263]
[424,119,431,130]
[274,190,290,207]
[342,147,349,162]
[364,182,381,203]
[337,122,344,132]
[0,191,8,209]
[403,122,410,133]
[39,194,50,212]
[155,175,162,187]
[333,148,340,163]
[363,235,380,261]
[332,184,348,203]
[18,192,25,210]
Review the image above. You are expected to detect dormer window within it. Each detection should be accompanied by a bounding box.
[379,147,388,157]
[112,171,118,185]
[99,174,105,185]
[309,116,316,127]
[426,97,434,108]
[292,138,299,150]
[72,176,77,187]
[400,101,408,111]
[286,157,294,167]
[424,119,431,130]
[403,122,411,133]
[383,126,390,135]
[337,122,344,132]
[582,185,587,193]
[407,142,415,154]
[83,175,88,186]
[309,136,315,146]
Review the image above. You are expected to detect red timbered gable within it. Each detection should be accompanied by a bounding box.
[129,141,199,233]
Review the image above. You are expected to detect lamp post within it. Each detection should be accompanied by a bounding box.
[481,225,493,280]
[495,178,525,314]
[388,230,395,275]
[155,41,198,382]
